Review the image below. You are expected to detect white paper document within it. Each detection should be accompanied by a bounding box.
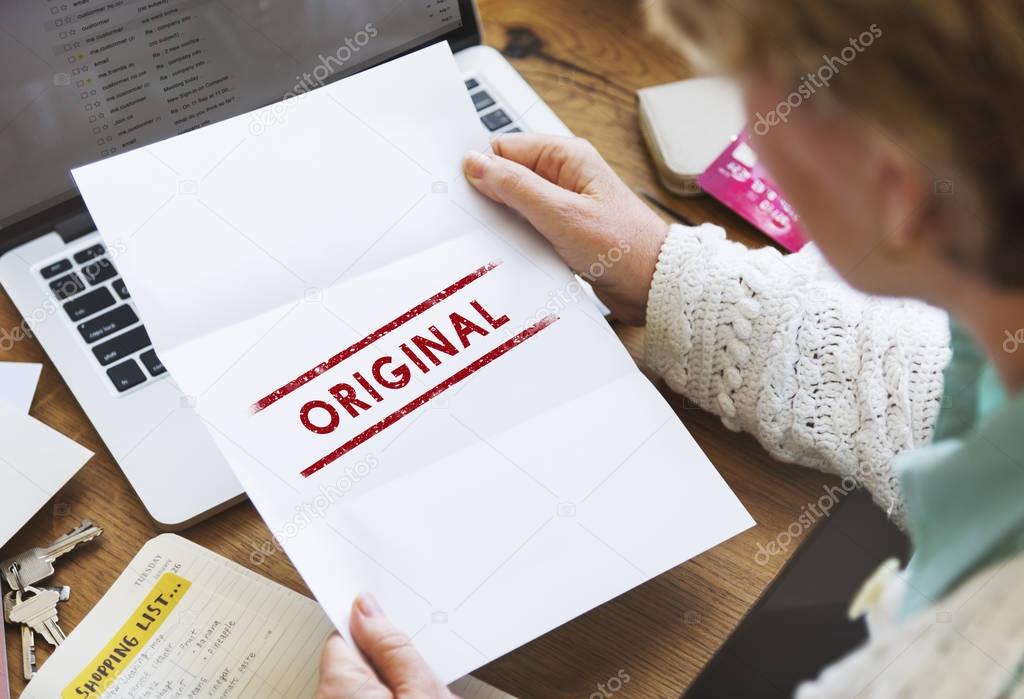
[0,404,92,547]
[72,43,753,682]
[0,361,43,413]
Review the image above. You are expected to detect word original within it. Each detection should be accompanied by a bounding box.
[299,299,510,435]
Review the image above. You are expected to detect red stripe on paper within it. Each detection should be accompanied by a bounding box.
[251,261,501,414]
[300,314,558,478]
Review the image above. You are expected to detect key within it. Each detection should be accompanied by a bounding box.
[471,89,495,111]
[106,358,147,392]
[73,243,105,264]
[3,589,19,621]
[39,584,72,603]
[81,257,117,286]
[39,259,72,279]
[481,109,512,131]
[77,304,139,344]
[4,590,39,678]
[91,325,151,366]
[63,286,116,321]
[1,519,103,590]
[140,349,166,377]
[9,586,65,647]
[49,272,85,300]
[112,277,130,300]
[3,586,69,623]
[21,622,37,679]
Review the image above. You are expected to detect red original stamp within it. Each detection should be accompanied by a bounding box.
[250,261,558,478]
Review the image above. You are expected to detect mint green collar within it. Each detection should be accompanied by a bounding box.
[897,322,1024,615]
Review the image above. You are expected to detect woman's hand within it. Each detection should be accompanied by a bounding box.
[317,594,457,699]
[463,134,669,325]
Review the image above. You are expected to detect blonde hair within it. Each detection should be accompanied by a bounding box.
[649,0,1024,287]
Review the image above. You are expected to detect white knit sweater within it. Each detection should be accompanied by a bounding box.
[644,224,1024,698]
[645,224,950,526]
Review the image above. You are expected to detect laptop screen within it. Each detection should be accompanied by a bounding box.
[0,0,472,228]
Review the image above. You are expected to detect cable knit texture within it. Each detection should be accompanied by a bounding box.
[642,224,1024,697]
[644,224,951,527]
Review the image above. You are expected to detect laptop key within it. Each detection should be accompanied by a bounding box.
[92,326,150,366]
[73,244,105,264]
[464,78,479,90]
[140,349,167,377]
[471,90,495,112]
[49,273,85,300]
[481,109,512,131]
[112,278,130,300]
[40,259,72,279]
[63,287,116,321]
[81,258,117,286]
[77,305,139,344]
[106,359,147,393]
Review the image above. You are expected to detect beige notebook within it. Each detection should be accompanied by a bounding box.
[24,535,514,698]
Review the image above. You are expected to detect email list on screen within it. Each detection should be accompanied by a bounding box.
[0,0,463,226]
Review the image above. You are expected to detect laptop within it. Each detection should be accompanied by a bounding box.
[0,0,570,529]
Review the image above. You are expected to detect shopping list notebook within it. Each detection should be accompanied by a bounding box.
[24,535,511,698]
[71,43,754,682]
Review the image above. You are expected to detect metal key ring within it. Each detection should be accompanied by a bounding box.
[9,562,25,591]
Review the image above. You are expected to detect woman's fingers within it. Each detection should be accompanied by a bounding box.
[316,632,392,699]
[349,594,451,698]
[463,133,669,325]
[316,596,455,698]
[462,134,610,227]
[463,149,586,254]
[487,132,567,171]
[489,133,601,187]
[463,150,570,220]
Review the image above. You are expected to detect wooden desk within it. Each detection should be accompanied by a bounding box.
[2,1,835,696]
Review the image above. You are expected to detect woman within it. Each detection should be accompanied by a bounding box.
[317,0,1024,696]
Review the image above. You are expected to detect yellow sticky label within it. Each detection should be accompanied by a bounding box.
[63,572,191,698]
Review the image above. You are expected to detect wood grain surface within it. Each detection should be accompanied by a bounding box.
[1,1,836,696]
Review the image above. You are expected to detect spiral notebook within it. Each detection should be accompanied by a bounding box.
[23,534,512,698]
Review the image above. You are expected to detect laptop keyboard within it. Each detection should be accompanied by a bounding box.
[464,76,523,134]
[38,241,165,395]
[34,75,523,397]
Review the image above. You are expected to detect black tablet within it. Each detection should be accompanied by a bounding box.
[683,488,910,698]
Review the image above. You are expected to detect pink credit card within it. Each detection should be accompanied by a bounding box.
[698,131,807,252]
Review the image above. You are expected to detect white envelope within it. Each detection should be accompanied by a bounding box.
[0,361,42,414]
[0,404,92,547]
[72,43,753,682]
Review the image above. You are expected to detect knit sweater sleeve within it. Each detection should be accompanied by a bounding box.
[644,224,951,524]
